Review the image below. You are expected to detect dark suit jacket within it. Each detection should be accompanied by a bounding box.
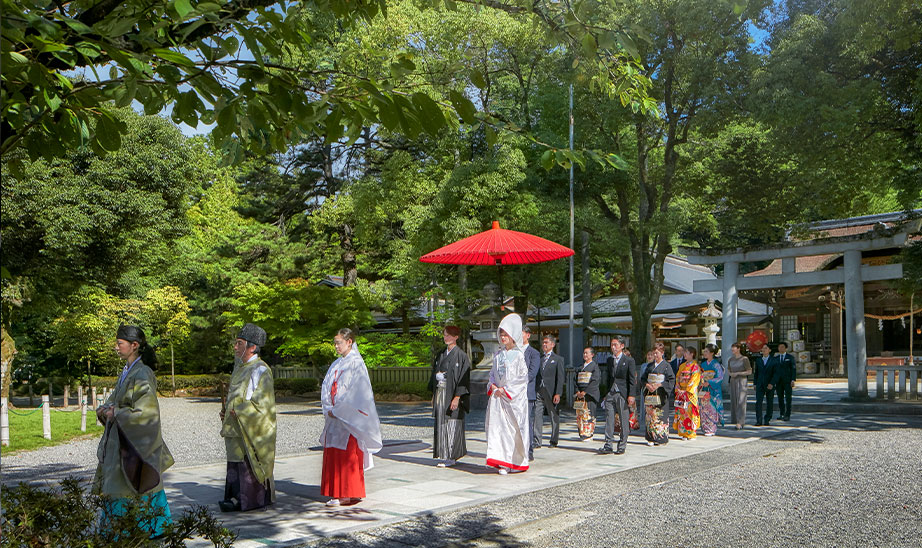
[605,353,638,400]
[524,345,541,400]
[669,357,682,376]
[537,351,565,399]
[776,352,797,382]
[754,354,780,387]
[576,361,601,403]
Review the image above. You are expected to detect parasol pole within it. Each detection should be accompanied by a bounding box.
[568,84,575,373]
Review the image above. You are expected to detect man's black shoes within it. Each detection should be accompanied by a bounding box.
[597,445,614,455]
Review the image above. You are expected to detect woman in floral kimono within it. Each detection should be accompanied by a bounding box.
[485,313,530,475]
[698,343,725,436]
[641,342,675,446]
[673,346,701,440]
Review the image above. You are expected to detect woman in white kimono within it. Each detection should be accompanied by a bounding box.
[320,328,383,506]
[485,313,530,475]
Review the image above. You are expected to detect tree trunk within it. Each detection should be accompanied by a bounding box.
[0,327,15,400]
[581,230,592,346]
[171,341,176,397]
[340,223,357,286]
[401,307,410,335]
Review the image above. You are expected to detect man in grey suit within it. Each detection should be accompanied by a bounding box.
[522,326,541,461]
[599,336,637,455]
[533,334,564,449]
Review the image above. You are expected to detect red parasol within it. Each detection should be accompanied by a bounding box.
[420,221,574,265]
[420,221,574,309]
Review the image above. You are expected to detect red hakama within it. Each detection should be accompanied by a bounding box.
[320,434,365,498]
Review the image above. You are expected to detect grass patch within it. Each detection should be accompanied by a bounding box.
[2,405,103,454]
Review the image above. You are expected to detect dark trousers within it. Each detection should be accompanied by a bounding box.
[603,391,629,451]
[777,381,792,418]
[528,399,535,458]
[225,460,272,511]
[755,384,775,423]
[533,392,560,447]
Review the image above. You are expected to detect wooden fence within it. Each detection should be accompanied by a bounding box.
[273,365,430,385]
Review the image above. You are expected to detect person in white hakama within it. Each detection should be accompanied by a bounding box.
[485,313,530,475]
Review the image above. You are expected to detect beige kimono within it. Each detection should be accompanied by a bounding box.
[221,357,277,487]
[94,361,174,497]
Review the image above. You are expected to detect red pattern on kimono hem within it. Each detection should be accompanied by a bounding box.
[486,458,529,471]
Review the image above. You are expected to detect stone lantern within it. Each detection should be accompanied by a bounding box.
[701,298,722,347]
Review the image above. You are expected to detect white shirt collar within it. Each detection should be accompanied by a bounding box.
[246,354,259,364]
[613,352,623,362]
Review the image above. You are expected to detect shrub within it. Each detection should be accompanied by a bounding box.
[358,333,430,369]
[274,377,319,394]
[372,381,432,399]
[1,477,236,547]
[88,375,230,395]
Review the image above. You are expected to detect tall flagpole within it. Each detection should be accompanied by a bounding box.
[568,84,575,377]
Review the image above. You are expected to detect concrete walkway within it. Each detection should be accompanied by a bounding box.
[171,380,896,547]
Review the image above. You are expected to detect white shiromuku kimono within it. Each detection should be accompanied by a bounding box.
[485,313,530,472]
[320,343,383,470]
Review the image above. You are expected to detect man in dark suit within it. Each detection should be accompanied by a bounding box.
[533,334,565,448]
[666,343,685,426]
[775,342,797,421]
[754,344,779,426]
[669,343,686,377]
[599,336,637,455]
[522,326,541,460]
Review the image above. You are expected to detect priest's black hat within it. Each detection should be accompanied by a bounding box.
[237,323,266,347]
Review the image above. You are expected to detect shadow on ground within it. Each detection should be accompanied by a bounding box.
[311,509,528,547]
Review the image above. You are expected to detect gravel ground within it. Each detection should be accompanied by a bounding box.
[310,414,922,548]
[1,397,442,484]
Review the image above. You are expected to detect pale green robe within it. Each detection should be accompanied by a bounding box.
[94,361,174,497]
[221,356,277,486]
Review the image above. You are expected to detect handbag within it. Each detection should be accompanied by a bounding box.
[645,394,662,407]
[572,395,588,410]
[576,407,595,438]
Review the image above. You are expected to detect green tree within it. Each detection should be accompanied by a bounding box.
[753,0,921,213]
[223,279,373,369]
[582,0,769,355]
[2,0,652,171]
[51,287,145,380]
[1,109,197,292]
[144,286,191,394]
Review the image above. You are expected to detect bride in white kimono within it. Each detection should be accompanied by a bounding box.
[485,313,530,474]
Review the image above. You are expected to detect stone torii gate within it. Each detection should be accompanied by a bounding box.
[681,222,918,399]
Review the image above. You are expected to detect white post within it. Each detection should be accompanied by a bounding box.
[78,385,83,414]
[95,389,103,427]
[63,384,70,408]
[844,250,868,398]
[42,394,51,440]
[80,394,87,432]
[1,397,9,446]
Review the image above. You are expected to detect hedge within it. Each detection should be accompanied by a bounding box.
[274,377,319,394]
[86,374,319,396]
[371,381,431,399]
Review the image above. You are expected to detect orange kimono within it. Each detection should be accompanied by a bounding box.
[673,361,701,439]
